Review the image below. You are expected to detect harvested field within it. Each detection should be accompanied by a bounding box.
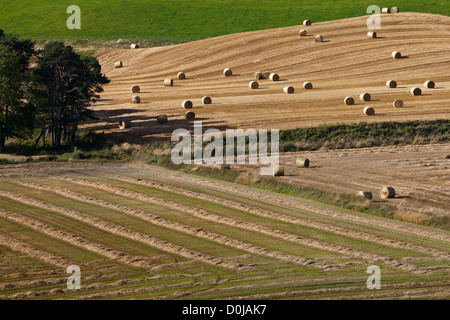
[0,161,448,299]
[87,13,450,142]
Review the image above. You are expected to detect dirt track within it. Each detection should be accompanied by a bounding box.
[90,12,450,142]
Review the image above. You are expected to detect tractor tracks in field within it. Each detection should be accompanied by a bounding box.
[16,180,334,271]
[0,233,71,269]
[0,208,157,270]
[112,176,449,268]
[55,177,437,273]
[0,190,241,270]
[144,169,450,244]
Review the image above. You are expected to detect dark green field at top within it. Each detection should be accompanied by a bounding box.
[0,0,449,43]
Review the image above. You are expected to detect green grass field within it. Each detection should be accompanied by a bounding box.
[1,1,449,42]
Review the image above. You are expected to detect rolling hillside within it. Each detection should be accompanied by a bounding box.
[87,12,450,142]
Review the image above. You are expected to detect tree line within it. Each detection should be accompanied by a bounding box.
[0,30,110,153]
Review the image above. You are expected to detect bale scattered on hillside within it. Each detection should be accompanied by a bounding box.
[118,121,131,130]
[114,61,123,68]
[182,100,193,109]
[185,111,196,120]
[249,81,259,89]
[131,85,140,93]
[130,44,139,49]
[224,68,233,77]
[177,72,186,80]
[360,93,371,101]
[254,72,264,80]
[411,87,422,96]
[386,80,397,88]
[315,35,324,43]
[164,79,174,87]
[303,81,313,89]
[202,96,212,104]
[382,7,390,14]
[357,191,373,200]
[269,73,280,81]
[367,31,377,39]
[380,186,396,198]
[296,158,310,168]
[391,6,400,13]
[283,86,294,94]
[303,20,312,26]
[424,80,435,88]
[393,99,404,108]
[157,114,168,124]
[273,166,285,176]
[364,106,375,116]
[131,96,141,104]
[299,29,307,37]
[262,71,271,79]
[392,51,401,59]
[344,96,355,105]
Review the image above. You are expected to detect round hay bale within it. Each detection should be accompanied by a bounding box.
[164,79,174,87]
[262,71,271,79]
[249,81,259,89]
[202,96,212,104]
[269,73,280,81]
[303,81,313,89]
[391,6,400,13]
[114,61,123,68]
[391,99,405,109]
[299,29,307,37]
[157,114,168,124]
[424,80,435,88]
[393,99,404,108]
[185,111,196,120]
[182,100,193,109]
[411,87,422,96]
[367,31,377,39]
[283,86,294,94]
[315,35,324,43]
[254,72,264,80]
[364,106,375,116]
[296,158,310,168]
[130,44,139,49]
[303,19,312,26]
[223,68,233,77]
[382,7,390,14]
[118,121,131,130]
[344,96,355,105]
[360,93,371,101]
[177,72,186,80]
[131,85,140,93]
[386,80,397,88]
[273,166,285,177]
[131,96,140,104]
[380,186,396,199]
[392,51,401,59]
[357,191,373,200]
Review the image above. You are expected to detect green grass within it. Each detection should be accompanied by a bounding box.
[0,1,449,42]
[279,120,450,152]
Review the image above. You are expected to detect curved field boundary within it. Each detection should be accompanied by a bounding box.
[0,234,71,269]
[0,191,241,270]
[143,168,450,243]
[0,208,156,270]
[109,175,449,262]
[57,177,428,273]
[16,180,333,270]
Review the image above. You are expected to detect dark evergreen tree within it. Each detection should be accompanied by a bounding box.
[31,41,109,148]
